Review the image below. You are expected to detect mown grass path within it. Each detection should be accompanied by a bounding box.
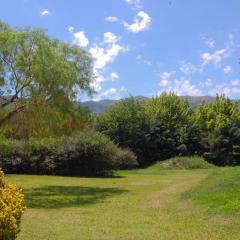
[6,169,240,240]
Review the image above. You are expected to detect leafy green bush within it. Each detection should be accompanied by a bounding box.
[114,148,139,170]
[0,131,135,176]
[0,169,26,240]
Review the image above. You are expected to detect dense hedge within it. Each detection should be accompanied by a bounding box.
[0,131,138,177]
[0,169,26,240]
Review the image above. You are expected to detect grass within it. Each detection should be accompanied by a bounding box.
[157,156,216,170]
[5,160,240,240]
[184,167,240,215]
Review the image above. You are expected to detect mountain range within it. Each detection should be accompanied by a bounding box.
[82,96,239,114]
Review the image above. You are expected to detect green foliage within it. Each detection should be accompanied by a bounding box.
[158,156,215,169]
[203,121,240,166]
[143,93,193,129]
[184,167,240,215]
[96,97,150,165]
[195,95,240,135]
[0,131,137,176]
[96,94,203,166]
[0,20,94,137]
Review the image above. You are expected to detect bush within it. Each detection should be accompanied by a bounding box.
[114,148,139,170]
[0,131,134,176]
[0,169,26,240]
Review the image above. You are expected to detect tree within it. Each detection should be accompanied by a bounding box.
[0,21,93,127]
[194,95,240,135]
[143,92,193,129]
[143,93,200,161]
[96,97,150,165]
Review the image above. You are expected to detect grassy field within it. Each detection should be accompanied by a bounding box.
[6,158,240,240]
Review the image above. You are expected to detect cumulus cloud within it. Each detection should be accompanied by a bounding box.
[125,0,142,10]
[204,38,215,48]
[159,71,175,87]
[158,71,202,96]
[93,87,127,101]
[68,26,75,33]
[110,72,120,81]
[89,32,127,92]
[136,55,151,66]
[161,78,203,96]
[231,79,240,86]
[179,61,198,75]
[105,16,118,22]
[201,48,229,67]
[40,9,51,16]
[90,32,126,71]
[73,31,89,47]
[224,65,233,74]
[201,35,234,67]
[123,11,151,33]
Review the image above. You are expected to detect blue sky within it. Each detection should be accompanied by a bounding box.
[1,0,240,100]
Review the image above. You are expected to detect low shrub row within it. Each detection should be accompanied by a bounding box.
[0,131,138,177]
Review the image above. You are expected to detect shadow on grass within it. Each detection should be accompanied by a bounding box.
[24,185,128,209]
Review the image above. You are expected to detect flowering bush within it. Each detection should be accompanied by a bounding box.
[0,169,26,240]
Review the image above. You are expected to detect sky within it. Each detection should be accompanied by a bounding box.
[1,0,240,101]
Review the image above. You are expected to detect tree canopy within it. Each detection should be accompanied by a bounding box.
[0,21,93,127]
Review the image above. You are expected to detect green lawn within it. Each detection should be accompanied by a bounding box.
[6,163,240,240]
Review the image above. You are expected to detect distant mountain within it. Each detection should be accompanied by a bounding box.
[82,96,240,114]
[83,96,148,114]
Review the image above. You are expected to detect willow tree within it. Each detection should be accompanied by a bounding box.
[0,21,93,135]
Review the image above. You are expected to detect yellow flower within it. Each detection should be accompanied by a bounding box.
[0,169,26,240]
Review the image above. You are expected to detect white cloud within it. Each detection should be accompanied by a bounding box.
[123,11,151,33]
[161,78,203,96]
[89,32,127,91]
[40,9,51,16]
[209,84,240,98]
[204,38,215,48]
[179,61,198,75]
[205,78,213,87]
[105,16,118,22]
[231,79,240,86]
[68,26,75,33]
[90,32,126,71]
[110,72,119,81]
[103,32,120,44]
[93,87,127,101]
[158,71,202,96]
[159,71,175,87]
[201,48,229,67]
[136,55,151,66]
[125,0,142,10]
[201,35,235,67]
[223,65,233,74]
[73,31,89,47]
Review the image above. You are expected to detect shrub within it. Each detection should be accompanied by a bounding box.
[0,169,26,240]
[114,148,139,170]
[0,131,134,176]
